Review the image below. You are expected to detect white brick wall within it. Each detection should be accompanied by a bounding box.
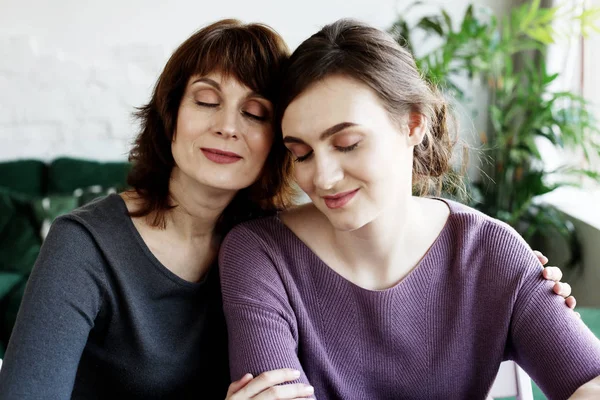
[0,0,510,162]
[0,35,165,161]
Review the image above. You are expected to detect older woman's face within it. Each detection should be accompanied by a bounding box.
[172,71,274,193]
[281,75,425,231]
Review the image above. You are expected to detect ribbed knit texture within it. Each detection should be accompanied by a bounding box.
[219,199,600,400]
[0,194,229,399]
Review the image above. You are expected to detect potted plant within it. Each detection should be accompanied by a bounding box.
[390,0,600,267]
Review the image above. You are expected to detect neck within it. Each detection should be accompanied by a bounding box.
[330,195,432,289]
[334,194,416,262]
[165,167,237,241]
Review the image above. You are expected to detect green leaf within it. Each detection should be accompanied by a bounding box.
[525,26,555,44]
[418,16,444,36]
[521,0,541,30]
[442,10,453,31]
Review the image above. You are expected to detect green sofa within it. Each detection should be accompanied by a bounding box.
[0,158,130,357]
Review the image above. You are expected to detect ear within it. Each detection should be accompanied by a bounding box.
[406,112,426,146]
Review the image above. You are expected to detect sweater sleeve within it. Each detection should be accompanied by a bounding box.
[506,244,600,399]
[0,217,106,399]
[219,223,311,385]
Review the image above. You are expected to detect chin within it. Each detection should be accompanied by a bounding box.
[197,174,254,193]
[326,212,371,232]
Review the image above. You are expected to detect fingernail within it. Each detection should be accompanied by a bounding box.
[292,370,301,377]
[546,270,552,279]
[305,385,315,394]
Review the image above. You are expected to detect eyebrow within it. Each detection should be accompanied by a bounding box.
[190,77,269,103]
[283,122,358,144]
[191,77,220,90]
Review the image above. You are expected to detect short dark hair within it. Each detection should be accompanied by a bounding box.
[276,19,458,195]
[127,19,296,233]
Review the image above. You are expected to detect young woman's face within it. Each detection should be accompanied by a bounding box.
[172,71,274,193]
[281,75,425,231]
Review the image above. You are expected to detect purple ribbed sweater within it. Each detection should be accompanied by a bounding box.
[219,199,600,399]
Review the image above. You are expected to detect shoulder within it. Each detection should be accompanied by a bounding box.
[66,193,126,229]
[220,215,283,252]
[441,198,541,279]
[42,194,131,266]
[220,203,326,262]
[444,198,529,249]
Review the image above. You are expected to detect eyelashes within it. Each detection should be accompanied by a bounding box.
[196,101,218,108]
[195,102,268,122]
[295,151,313,162]
[294,143,360,163]
[243,111,268,122]
[338,143,359,153]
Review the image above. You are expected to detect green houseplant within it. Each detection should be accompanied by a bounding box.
[390,0,600,267]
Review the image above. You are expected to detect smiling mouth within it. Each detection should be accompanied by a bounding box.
[201,148,242,164]
[322,189,360,209]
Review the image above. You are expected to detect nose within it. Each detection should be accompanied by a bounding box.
[214,107,240,139]
[313,153,343,191]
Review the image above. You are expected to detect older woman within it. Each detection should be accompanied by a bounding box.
[0,20,311,400]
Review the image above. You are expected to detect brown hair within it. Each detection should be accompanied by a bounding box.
[276,19,458,195]
[127,19,296,234]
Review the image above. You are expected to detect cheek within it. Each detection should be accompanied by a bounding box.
[354,141,403,184]
[175,107,207,141]
[247,128,274,159]
[293,166,314,193]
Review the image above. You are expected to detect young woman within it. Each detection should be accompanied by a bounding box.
[0,20,312,400]
[219,19,600,399]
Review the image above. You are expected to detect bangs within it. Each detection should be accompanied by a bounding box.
[187,24,285,101]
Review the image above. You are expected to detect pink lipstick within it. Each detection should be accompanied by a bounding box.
[201,148,242,164]
[322,189,359,209]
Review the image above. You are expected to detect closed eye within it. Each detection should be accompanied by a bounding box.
[196,101,219,108]
[294,150,313,162]
[336,142,359,153]
[243,111,268,122]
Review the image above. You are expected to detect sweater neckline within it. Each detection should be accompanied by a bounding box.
[108,193,214,290]
[274,197,456,294]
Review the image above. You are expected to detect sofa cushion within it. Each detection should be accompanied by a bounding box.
[0,160,46,197]
[0,190,41,275]
[48,157,130,194]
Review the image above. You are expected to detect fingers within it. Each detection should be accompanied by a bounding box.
[543,266,563,282]
[253,383,315,400]
[553,282,572,298]
[566,295,577,310]
[235,369,302,398]
[227,374,254,397]
[533,250,548,265]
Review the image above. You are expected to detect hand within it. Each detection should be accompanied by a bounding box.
[534,250,579,317]
[226,369,315,400]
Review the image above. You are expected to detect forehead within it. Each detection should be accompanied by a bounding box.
[281,75,389,138]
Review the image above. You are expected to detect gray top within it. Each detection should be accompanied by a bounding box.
[0,194,229,399]
[220,199,600,400]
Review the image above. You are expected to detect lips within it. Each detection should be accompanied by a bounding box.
[322,189,359,209]
[201,148,242,164]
